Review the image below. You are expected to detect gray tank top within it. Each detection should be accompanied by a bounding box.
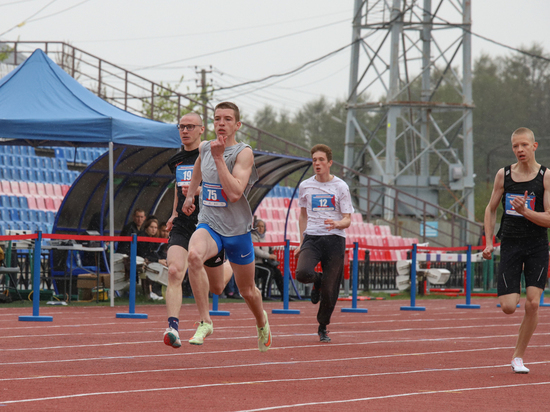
[198,141,258,236]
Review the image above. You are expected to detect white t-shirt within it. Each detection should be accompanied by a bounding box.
[298,175,353,238]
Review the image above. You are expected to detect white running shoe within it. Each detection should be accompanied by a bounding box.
[163,327,181,348]
[511,357,529,374]
[189,321,213,345]
[256,310,272,352]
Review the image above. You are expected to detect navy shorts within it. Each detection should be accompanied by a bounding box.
[197,223,255,265]
[497,236,548,296]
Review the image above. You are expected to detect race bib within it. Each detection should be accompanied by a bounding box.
[311,194,336,212]
[505,193,535,216]
[202,183,228,207]
[175,165,193,187]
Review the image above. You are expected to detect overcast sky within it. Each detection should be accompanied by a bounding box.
[1,0,549,120]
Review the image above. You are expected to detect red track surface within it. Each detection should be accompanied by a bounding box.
[1,298,550,411]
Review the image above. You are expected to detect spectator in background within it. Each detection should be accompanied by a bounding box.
[152,221,169,266]
[137,217,163,300]
[252,219,285,301]
[117,208,146,255]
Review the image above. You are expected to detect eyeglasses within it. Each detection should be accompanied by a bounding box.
[177,124,202,131]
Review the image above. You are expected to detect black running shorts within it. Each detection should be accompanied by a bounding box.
[497,236,548,296]
[167,223,224,267]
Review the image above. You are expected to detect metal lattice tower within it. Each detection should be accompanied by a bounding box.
[344,0,474,222]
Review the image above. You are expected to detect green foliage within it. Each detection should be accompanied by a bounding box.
[0,44,14,62]
[142,78,204,124]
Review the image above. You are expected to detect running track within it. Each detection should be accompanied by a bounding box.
[1,299,549,411]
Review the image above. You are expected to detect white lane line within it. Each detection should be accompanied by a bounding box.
[3,335,550,367]
[3,348,550,384]
[2,367,550,406]
[234,381,550,411]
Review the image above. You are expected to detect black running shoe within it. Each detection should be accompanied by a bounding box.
[318,325,331,343]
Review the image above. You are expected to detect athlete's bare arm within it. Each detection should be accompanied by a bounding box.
[483,168,505,260]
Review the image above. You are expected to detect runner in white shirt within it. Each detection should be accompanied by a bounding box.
[295,144,353,342]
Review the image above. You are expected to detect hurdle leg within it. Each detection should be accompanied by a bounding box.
[342,242,368,313]
[117,234,147,319]
[401,244,426,311]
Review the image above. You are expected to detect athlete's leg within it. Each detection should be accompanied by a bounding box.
[166,245,188,318]
[513,286,543,359]
[233,261,266,327]
[499,293,521,314]
[295,237,322,285]
[204,260,234,295]
[317,237,345,326]
[187,228,221,324]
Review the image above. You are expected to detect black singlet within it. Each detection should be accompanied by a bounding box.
[167,148,200,231]
[499,165,547,239]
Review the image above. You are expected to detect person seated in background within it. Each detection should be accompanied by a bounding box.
[137,217,163,300]
[151,221,169,266]
[117,208,146,255]
[252,219,285,301]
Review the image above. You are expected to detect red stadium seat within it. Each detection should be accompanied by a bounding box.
[36,183,45,196]
[53,184,63,198]
[44,197,55,211]
[44,183,55,197]
[53,198,62,210]
[1,180,12,195]
[61,185,70,196]
[26,196,38,210]
[19,182,30,195]
[28,182,38,195]
[9,181,21,195]
[35,196,46,210]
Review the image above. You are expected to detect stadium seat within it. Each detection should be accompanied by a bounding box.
[27,182,37,195]
[4,167,14,181]
[61,185,70,197]
[44,197,55,211]
[28,210,38,222]
[19,196,28,209]
[19,182,30,195]
[9,181,21,195]
[53,198,62,210]
[53,184,63,198]
[38,210,46,223]
[1,181,12,195]
[36,183,46,196]
[46,211,56,224]
[34,196,46,210]
[0,209,10,222]
[26,196,38,210]
[44,183,55,197]
[12,156,22,168]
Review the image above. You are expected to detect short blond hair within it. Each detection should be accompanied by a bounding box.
[511,127,535,142]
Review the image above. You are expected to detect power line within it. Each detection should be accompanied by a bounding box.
[133,17,350,72]
[74,9,352,44]
[0,0,59,37]
[212,40,353,93]
[27,0,93,23]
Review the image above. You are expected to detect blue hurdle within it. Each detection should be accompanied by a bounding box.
[19,231,53,322]
[401,244,426,311]
[210,294,230,316]
[342,242,368,313]
[456,245,481,309]
[273,240,300,315]
[116,234,148,319]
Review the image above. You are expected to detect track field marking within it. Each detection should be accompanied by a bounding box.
[234,381,550,411]
[2,367,550,406]
[3,337,550,366]
[2,350,550,384]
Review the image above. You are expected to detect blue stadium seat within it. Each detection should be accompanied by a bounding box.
[19,209,30,222]
[46,211,55,224]
[8,196,19,208]
[20,168,31,181]
[21,156,31,168]
[19,197,28,209]
[0,209,10,222]
[12,168,22,181]
[53,158,67,170]
[54,148,65,158]
[11,146,21,155]
[28,210,38,222]
[38,210,47,223]
[0,195,8,208]
[9,209,20,221]
[35,169,46,183]
[0,146,4,154]
[30,156,40,168]
[0,221,5,235]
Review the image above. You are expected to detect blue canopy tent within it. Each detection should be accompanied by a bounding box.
[0,48,180,305]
